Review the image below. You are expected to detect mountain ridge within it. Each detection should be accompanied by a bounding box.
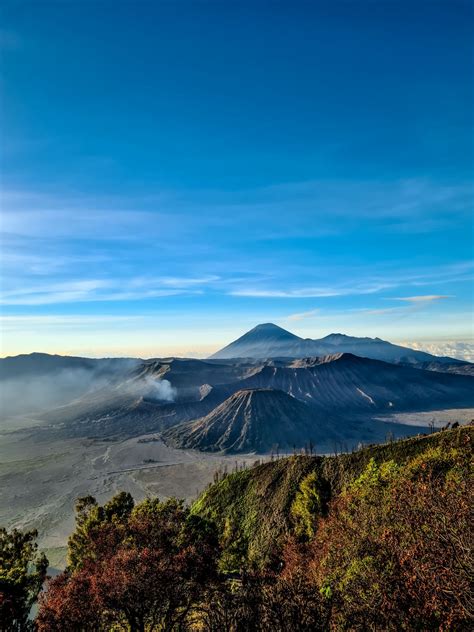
[191,425,474,568]
[6,349,472,444]
[209,322,468,365]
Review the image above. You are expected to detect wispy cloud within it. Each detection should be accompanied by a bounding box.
[0,250,110,275]
[2,178,472,242]
[1,185,472,348]
[227,263,473,301]
[286,309,320,322]
[0,314,146,330]
[159,275,220,288]
[392,295,453,304]
[354,295,454,317]
[230,283,391,298]
[356,307,406,316]
[0,277,217,305]
[282,291,461,324]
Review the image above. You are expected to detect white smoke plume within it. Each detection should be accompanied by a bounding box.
[142,376,177,402]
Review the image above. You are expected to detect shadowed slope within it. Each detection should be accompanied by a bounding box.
[163,388,337,453]
[209,323,306,359]
[234,353,474,412]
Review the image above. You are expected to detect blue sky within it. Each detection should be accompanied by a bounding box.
[1,1,473,358]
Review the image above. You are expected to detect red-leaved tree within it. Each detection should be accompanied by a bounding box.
[37,495,219,631]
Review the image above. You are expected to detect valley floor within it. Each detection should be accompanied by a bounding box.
[0,422,265,567]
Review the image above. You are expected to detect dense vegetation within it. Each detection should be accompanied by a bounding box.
[1,426,472,630]
[0,528,47,630]
[192,425,473,569]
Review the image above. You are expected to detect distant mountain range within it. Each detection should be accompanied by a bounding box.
[1,326,472,453]
[162,353,474,452]
[3,351,470,450]
[209,322,468,366]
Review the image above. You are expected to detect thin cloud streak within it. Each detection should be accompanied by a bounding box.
[0,315,147,331]
[392,295,453,303]
[230,284,391,298]
[286,309,320,322]
[2,179,472,241]
[0,277,217,305]
[229,263,473,301]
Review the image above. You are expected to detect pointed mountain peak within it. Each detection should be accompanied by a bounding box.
[210,323,462,363]
[252,322,284,329]
[209,323,302,359]
[163,388,323,454]
[248,323,299,338]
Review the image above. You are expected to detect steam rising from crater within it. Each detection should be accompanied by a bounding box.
[142,376,177,402]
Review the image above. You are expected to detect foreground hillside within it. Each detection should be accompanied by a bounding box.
[3,426,472,630]
[192,425,474,568]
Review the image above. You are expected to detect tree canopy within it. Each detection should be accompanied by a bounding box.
[0,527,47,631]
[37,495,219,632]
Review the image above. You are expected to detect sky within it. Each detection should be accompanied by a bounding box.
[1,1,473,359]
